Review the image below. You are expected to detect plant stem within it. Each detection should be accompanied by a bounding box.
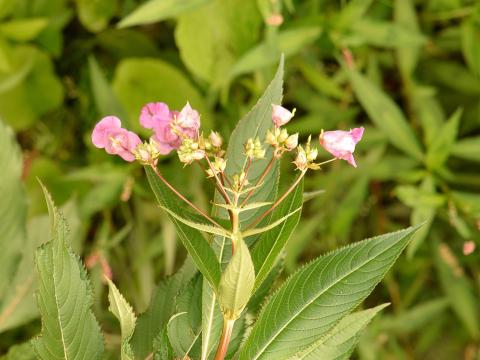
[149,164,222,228]
[246,169,306,230]
[240,156,276,207]
[205,156,233,205]
[213,318,235,360]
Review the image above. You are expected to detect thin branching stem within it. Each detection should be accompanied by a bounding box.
[205,156,233,205]
[149,164,222,228]
[213,318,235,360]
[246,169,306,230]
[240,155,276,207]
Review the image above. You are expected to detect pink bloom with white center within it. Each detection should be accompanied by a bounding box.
[319,127,364,167]
[92,116,141,162]
[272,104,295,127]
[139,102,200,155]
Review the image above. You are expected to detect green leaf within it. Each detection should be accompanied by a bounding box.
[349,69,423,161]
[107,279,137,360]
[335,0,374,30]
[239,226,421,359]
[112,58,211,132]
[395,0,422,77]
[461,18,480,77]
[425,109,461,170]
[219,56,284,226]
[0,341,36,360]
[0,18,48,41]
[201,278,223,360]
[152,325,174,360]
[242,206,302,238]
[289,304,388,360]
[452,136,480,163]
[88,56,130,126]
[131,259,196,359]
[175,0,261,84]
[219,237,255,319]
[230,27,321,78]
[435,242,480,339]
[0,120,26,299]
[75,0,116,32]
[167,275,202,358]
[118,0,210,28]
[31,186,104,359]
[251,179,303,291]
[145,166,221,289]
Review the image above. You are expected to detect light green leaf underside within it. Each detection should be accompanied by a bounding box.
[214,201,272,212]
[239,226,420,359]
[145,166,221,289]
[159,205,231,238]
[107,279,137,360]
[31,186,104,359]
[289,304,388,360]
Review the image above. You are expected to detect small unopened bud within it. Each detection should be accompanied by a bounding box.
[134,138,161,164]
[278,128,289,143]
[206,157,227,178]
[285,133,299,150]
[178,138,205,164]
[272,104,295,127]
[293,146,308,171]
[245,138,265,159]
[209,131,223,148]
[265,129,277,146]
[307,148,318,162]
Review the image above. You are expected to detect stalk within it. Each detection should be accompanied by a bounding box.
[213,318,235,360]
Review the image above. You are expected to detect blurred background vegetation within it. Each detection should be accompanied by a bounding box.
[1,0,480,358]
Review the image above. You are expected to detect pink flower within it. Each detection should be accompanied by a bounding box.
[139,102,200,155]
[272,104,295,127]
[319,127,364,167]
[92,116,141,162]
[177,102,200,130]
[463,241,475,255]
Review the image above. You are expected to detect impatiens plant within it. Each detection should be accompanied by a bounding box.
[31,59,420,360]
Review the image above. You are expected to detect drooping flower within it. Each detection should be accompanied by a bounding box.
[177,102,200,131]
[271,104,295,127]
[319,127,364,167]
[92,116,141,162]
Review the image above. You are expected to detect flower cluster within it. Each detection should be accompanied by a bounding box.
[91,101,364,173]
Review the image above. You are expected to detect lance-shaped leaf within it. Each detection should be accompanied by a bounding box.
[242,206,302,238]
[289,304,388,360]
[239,226,420,360]
[251,179,303,290]
[131,258,196,359]
[145,166,221,289]
[218,56,284,227]
[218,237,255,320]
[107,279,137,360]
[31,186,104,359]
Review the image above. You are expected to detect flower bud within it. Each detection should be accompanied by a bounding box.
[245,138,265,159]
[209,131,223,148]
[265,129,277,146]
[284,133,298,150]
[272,104,295,127]
[293,146,308,171]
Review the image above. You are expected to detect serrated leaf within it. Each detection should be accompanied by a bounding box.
[152,325,174,360]
[118,0,210,28]
[145,166,221,290]
[219,237,255,319]
[349,70,423,161]
[131,258,196,359]
[426,109,461,169]
[107,279,136,360]
[289,304,389,360]
[31,185,104,359]
[218,56,284,227]
[239,226,421,359]
[252,179,303,291]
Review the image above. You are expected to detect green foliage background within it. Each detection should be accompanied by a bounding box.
[1,0,480,358]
